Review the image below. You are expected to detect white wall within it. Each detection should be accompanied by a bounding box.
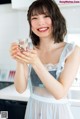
[60,6,80,33]
[0,4,29,69]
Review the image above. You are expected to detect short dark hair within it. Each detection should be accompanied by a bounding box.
[27,0,67,46]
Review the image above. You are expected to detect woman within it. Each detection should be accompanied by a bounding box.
[10,0,80,119]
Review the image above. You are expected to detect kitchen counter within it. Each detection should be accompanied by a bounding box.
[0,84,80,106]
[0,84,30,102]
[69,87,80,106]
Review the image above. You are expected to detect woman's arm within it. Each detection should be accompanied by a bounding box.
[31,46,80,99]
[10,42,28,93]
[14,62,28,93]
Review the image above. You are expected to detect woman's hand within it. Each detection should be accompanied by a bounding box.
[10,42,26,64]
[10,42,41,66]
[16,48,41,66]
[10,42,18,59]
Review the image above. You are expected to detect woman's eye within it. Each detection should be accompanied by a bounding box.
[31,17,37,20]
[44,15,50,18]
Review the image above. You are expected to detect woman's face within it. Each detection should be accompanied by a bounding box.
[31,12,53,39]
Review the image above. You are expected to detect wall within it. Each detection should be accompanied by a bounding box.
[60,6,80,33]
[0,4,29,69]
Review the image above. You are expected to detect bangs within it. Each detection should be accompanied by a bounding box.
[31,5,49,16]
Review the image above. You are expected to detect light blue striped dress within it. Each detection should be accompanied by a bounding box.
[25,43,75,119]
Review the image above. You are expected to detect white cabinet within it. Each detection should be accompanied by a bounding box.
[11,0,80,10]
[71,106,80,119]
[11,0,34,10]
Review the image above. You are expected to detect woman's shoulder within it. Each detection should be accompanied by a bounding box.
[63,42,79,54]
[72,44,80,57]
[66,42,80,54]
[66,43,80,62]
[74,43,80,50]
[59,42,80,61]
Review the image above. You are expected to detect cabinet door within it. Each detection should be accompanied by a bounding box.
[71,106,80,119]
[0,100,27,119]
[11,0,33,10]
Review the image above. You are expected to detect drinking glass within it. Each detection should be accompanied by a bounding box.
[18,39,33,52]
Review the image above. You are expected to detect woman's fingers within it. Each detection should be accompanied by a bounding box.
[10,42,18,50]
[10,42,19,57]
[15,54,30,64]
[28,49,37,54]
[10,43,38,64]
[17,51,30,60]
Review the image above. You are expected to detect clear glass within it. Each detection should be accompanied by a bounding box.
[18,39,33,52]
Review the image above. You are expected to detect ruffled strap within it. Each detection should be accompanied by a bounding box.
[56,42,75,79]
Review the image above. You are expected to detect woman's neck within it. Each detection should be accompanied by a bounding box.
[39,37,55,52]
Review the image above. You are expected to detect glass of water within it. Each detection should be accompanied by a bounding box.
[18,39,33,52]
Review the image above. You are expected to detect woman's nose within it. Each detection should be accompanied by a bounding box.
[38,17,45,26]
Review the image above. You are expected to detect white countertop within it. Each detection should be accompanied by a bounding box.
[0,84,80,106]
[69,99,80,107]
[0,84,30,102]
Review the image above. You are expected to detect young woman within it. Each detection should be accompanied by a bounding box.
[10,0,80,119]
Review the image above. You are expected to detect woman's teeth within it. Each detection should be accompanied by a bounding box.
[38,27,48,32]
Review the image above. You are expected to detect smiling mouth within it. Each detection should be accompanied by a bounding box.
[37,27,49,32]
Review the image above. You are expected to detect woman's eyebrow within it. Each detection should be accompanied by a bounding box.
[31,12,48,17]
[31,10,48,16]
[31,14,38,16]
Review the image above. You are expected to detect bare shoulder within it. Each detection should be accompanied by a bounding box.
[71,45,80,56]
[74,45,80,53]
[66,44,80,63]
